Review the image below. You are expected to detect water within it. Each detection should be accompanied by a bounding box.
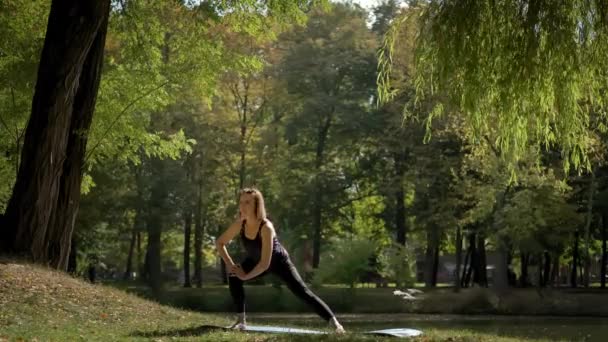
[248,313,608,341]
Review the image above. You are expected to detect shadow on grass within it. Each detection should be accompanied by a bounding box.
[131,324,229,338]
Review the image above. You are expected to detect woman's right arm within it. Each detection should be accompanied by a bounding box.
[215,219,242,268]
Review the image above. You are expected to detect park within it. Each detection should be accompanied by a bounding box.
[2,0,608,341]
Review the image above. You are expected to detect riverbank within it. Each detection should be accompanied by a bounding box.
[116,282,608,317]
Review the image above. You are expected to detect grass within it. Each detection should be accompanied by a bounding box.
[0,260,568,341]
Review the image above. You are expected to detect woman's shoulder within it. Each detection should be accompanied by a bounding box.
[260,219,276,234]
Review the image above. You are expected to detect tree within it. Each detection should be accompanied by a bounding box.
[380,0,608,171]
[279,3,377,268]
[1,1,111,269]
[0,0,326,270]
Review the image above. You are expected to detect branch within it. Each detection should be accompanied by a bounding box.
[84,81,170,163]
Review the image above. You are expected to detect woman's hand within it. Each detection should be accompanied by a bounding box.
[229,264,248,280]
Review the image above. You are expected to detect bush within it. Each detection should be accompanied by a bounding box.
[312,237,376,288]
[377,243,416,288]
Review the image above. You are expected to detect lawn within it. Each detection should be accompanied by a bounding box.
[0,261,569,341]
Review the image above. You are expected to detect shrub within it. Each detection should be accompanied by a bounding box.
[312,237,376,288]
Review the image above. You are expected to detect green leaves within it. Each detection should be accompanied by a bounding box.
[381,0,608,171]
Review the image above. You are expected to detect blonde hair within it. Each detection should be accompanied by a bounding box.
[240,187,267,221]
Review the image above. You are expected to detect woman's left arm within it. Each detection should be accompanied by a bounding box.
[242,222,275,280]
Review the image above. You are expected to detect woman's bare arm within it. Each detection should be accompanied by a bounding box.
[215,219,242,268]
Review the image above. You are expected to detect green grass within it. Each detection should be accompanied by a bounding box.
[0,261,571,341]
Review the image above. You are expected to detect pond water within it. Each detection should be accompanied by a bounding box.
[248,313,608,341]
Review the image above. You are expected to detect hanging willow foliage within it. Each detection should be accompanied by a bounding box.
[379,0,608,171]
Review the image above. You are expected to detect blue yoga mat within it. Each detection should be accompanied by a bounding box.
[241,325,423,337]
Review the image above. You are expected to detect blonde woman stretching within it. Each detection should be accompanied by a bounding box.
[216,188,345,333]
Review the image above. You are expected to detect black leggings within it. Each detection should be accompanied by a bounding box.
[228,256,335,321]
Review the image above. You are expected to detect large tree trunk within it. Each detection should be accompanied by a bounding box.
[601,214,607,289]
[571,230,580,288]
[183,208,192,288]
[394,150,407,245]
[1,1,110,269]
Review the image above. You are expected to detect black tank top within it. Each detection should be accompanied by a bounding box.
[240,219,288,262]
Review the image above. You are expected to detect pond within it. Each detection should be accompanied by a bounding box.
[248,313,608,341]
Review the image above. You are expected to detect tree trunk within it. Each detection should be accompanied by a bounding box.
[136,231,143,279]
[542,252,551,287]
[520,252,529,287]
[454,225,463,292]
[583,173,595,288]
[493,247,509,291]
[67,237,77,274]
[550,254,560,287]
[394,151,407,245]
[432,242,440,286]
[312,186,323,269]
[571,230,580,288]
[463,233,476,288]
[424,229,439,288]
[183,208,192,288]
[124,227,137,280]
[146,160,167,296]
[477,234,488,287]
[1,1,110,269]
[194,170,204,287]
[312,115,332,269]
[601,214,607,289]
[147,225,162,296]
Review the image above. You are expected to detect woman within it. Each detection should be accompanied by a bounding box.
[216,188,345,333]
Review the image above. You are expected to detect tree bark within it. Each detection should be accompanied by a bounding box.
[183,208,192,288]
[1,1,110,269]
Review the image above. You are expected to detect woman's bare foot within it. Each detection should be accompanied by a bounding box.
[229,322,247,330]
[228,313,246,330]
[330,316,345,333]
